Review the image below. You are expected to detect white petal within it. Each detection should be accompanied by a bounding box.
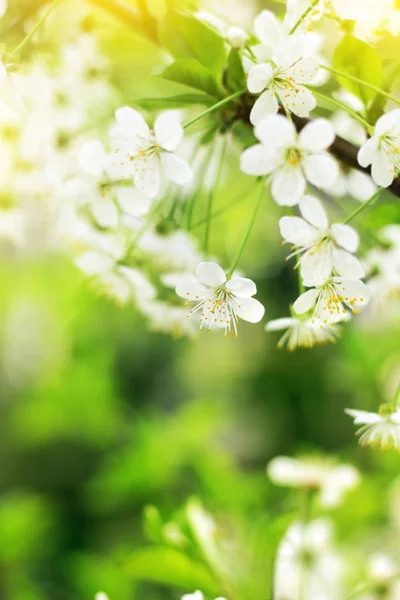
[333,278,372,308]
[75,251,113,276]
[374,109,400,136]
[299,119,335,152]
[249,90,279,126]
[195,262,226,287]
[115,106,149,137]
[154,111,183,151]
[226,277,257,298]
[119,266,156,300]
[255,114,297,147]
[79,140,107,176]
[163,153,193,185]
[293,288,318,314]
[345,408,383,425]
[176,277,208,300]
[134,156,161,198]
[240,144,280,176]
[265,317,297,331]
[333,248,364,280]
[371,149,394,187]
[298,194,328,229]
[247,63,274,94]
[280,84,316,118]
[285,56,320,85]
[301,243,333,287]
[254,10,284,46]
[331,223,359,252]
[357,137,379,168]
[303,154,339,188]
[279,216,316,246]
[271,167,305,206]
[236,297,265,323]
[116,187,152,217]
[347,170,377,202]
[272,36,304,69]
[91,199,119,228]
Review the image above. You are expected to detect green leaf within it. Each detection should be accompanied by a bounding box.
[158,58,223,97]
[333,35,383,105]
[124,546,219,595]
[159,12,226,81]
[226,49,246,92]
[136,93,216,110]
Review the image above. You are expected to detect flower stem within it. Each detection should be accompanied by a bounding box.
[290,0,320,34]
[204,135,228,257]
[313,90,374,134]
[343,187,384,224]
[227,178,265,277]
[183,89,246,130]
[10,0,61,57]
[322,65,400,107]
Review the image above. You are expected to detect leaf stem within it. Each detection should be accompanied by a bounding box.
[290,0,320,34]
[227,178,265,277]
[183,89,246,129]
[10,0,61,57]
[313,90,374,134]
[343,187,384,224]
[322,65,400,107]
[204,135,228,257]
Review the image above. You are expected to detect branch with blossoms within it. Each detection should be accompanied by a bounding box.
[2,0,400,450]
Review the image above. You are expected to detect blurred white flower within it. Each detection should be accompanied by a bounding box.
[280,194,363,286]
[293,277,371,323]
[267,456,360,507]
[358,109,400,187]
[265,314,340,350]
[176,262,265,335]
[95,594,109,600]
[109,108,192,197]
[241,115,338,205]
[346,406,400,451]
[182,592,227,600]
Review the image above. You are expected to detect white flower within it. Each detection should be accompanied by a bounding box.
[95,594,109,600]
[109,107,192,197]
[358,109,400,187]
[247,12,320,124]
[267,456,360,508]
[293,277,372,323]
[241,115,338,205]
[182,592,226,600]
[265,314,341,350]
[346,406,400,451]
[280,194,363,286]
[176,262,265,336]
[226,26,248,49]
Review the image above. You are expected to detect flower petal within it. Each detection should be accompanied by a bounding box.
[115,106,149,137]
[374,108,400,136]
[333,248,364,280]
[299,119,335,152]
[79,140,107,176]
[116,187,152,217]
[285,56,320,85]
[163,153,193,185]
[271,167,306,206]
[302,153,339,188]
[255,114,297,147]
[226,277,257,298]
[91,199,119,228]
[293,288,318,314]
[280,84,316,118]
[236,297,265,323]
[265,317,297,331]
[333,278,372,309]
[279,216,316,246]
[371,148,394,187]
[345,408,383,425]
[272,36,304,68]
[240,144,280,176]
[347,170,377,202]
[301,243,333,287]
[195,262,226,287]
[298,194,328,229]
[250,90,279,126]
[154,111,183,151]
[247,63,274,94]
[254,10,284,46]
[331,223,359,252]
[176,277,208,300]
[357,137,379,168]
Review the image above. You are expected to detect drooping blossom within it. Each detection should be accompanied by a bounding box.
[265,314,340,350]
[346,406,400,451]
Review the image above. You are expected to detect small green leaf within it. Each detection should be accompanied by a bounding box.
[124,546,219,595]
[226,49,246,92]
[136,93,216,110]
[143,505,164,543]
[159,13,226,81]
[333,35,383,105]
[158,58,223,97]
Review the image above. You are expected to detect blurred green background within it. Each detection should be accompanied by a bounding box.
[1,1,400,599]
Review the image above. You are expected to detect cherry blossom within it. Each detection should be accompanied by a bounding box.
[358,109,400,187]
[346,406,400,451]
